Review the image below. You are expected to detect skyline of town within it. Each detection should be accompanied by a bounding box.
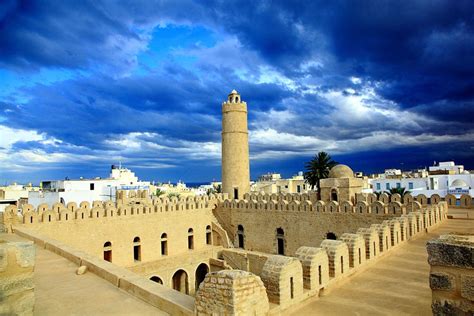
[1,1,473,183]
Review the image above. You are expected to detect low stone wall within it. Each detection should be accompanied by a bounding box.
[427,234,474,315]
[0,240,35,315]
[13,227,194,316]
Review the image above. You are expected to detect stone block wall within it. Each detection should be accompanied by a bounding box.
[427,234,474,315]
[195,270,269,315]
[0,240,35,315]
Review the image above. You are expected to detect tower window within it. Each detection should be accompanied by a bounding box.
[206,225,212,245]
[90,183,95,190]
[277,228,285,255]
[234,188,239,200]
[188,228,194,250]
[161,233,168,255]
[133,237,141,261]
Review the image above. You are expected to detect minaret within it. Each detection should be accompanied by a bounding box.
[221,90,250,199]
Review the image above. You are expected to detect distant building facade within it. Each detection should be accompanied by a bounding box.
[28,165,150,207]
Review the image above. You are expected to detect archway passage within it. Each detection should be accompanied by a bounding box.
[103,241,112,262]
[326,232,337,240]
[150,276,163,284]
[172,269,189,294]
[195,263,209,291]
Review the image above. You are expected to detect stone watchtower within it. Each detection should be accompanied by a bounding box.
[222,90,250,199]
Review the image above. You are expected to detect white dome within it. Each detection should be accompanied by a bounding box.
[450,179,468,188]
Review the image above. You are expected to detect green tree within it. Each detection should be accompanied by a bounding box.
[304,152,337,199]
[155,189,165,197]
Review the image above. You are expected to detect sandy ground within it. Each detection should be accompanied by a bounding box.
[290,219,473,316]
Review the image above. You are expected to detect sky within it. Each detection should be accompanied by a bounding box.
[1,0,473,184]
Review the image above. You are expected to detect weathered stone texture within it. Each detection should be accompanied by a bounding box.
[430,272,455,291]
[195,270,269,316]
[0,241,35,316]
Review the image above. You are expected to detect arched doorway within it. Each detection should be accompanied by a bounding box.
[195,263,209,291]
[150,276,163,284]
[237,225,245,248]
[276,227,285,255]
[103,241,112,262]
[326,232,337,240]
[172,269,189,294]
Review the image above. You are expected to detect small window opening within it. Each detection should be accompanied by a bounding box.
[206,225,212,245]
[341,256,344,273]
[318,265,322,285]
[161,233,168,255]
[277,227,285,255]
[188,228,194,250]
[133,236,141,261]
[90,183,94,190]
[290,277,294,299]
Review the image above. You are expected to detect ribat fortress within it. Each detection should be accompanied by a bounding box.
[1,91,473,315]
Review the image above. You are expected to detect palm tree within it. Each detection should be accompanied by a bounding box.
[304,152,337,200]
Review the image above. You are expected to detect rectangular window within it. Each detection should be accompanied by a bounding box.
[409,182,414,190]
[297,185,301,193]
[386,183,390,190]
[376,183,381,191]
[318,265,322,285]
[233,188,239,200]
[290,277,294,299]
[90,183,95,190]
[396,183,401,189]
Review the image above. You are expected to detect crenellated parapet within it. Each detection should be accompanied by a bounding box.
[2,194,227,228]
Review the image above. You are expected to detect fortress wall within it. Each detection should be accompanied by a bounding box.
[217,206,399,256]
[5,195,223,267]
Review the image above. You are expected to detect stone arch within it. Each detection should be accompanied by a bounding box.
[390,193,401,203]
[91,207,105,218]
[21,204,34,213]
[340,233,366,268]
[295,246,329,290]
[367,193,377,204]
[320,240,349,278]
[172,269,189,294]
[103,241,112,262]
[195,263,210,291]
[289,200,301,211]
[356,228,379,259]
[237,225,245,248]
[150,276,163,284]
[302,200,312,212]
[133,236,141,261]
[341,201,354,213]
[59,208,73,221]
[330,188,338,202]
[261,256,303,308]
[460,194,472,208]
[75,208,90,220]
[42,210,57,223]
[52,202,65,213]
[416,194,427,205]
[355,201,368,214]
[79,201,90,210]
[371,201,386,215]
[105,207,116,217]
[66,202,77,212]
[161,233,168,255]
[444,194,456,206]
[315,201,326,212]
[22,210,37,224]
[430,194,441,204]
[388,201,402,215]
[276,227,286,255]
[328,201,339,213]
[92,200,103,208]
[379,193,389,204]
[404,194,414,205]
[37,203,49,213]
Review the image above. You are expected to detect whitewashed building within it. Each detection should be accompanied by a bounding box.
[28,166,150,207]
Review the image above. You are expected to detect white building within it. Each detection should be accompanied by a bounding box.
[370,161,473,198]
[251,172,309,195]
[28,165,150,208]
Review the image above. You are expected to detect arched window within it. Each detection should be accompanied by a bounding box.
[331,189,338,202]
[150,276,163,284]
[237,225,245,248]
[133,237,141,261]
[161,233,168,255]
[172,269,189,294]
[103,241,112,262]
[188,228,194,250]
[276,227,285,255]
[206,225,212,245]
[326,232,337,240]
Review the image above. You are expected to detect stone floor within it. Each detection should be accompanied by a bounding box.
[290,219,474,316]
[1,233,166,316]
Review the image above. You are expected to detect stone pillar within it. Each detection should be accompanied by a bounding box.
[427,234,473,315]
[0,241,35,315]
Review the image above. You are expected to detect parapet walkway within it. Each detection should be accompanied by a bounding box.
[290,219,473,316]
[2,233,166,316]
